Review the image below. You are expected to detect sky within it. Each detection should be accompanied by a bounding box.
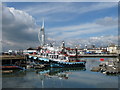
[1,2,118,51]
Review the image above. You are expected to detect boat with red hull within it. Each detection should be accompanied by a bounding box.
[0,64,24,70]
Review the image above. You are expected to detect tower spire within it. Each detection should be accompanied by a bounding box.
[42,18,44,29]
[38,18,45,47]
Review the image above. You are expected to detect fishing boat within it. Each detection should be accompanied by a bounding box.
[49,54,86,68]
[27,54,86,68]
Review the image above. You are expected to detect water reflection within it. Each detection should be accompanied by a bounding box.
[2,70,26,77]
[36,67,86,79]
[35,67,86,88]
[2,57,119,88]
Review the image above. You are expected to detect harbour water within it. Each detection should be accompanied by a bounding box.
[2,57,119,88]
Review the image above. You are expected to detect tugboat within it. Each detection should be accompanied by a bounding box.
[27,41,86,68]
[48,42,86,68]
[49,54,86,68]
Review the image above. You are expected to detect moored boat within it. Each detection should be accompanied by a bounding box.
[49,54,86,68]
[0,64,25,70]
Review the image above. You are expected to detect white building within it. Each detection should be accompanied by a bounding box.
[23,48,37,55]
[107,44,118,54]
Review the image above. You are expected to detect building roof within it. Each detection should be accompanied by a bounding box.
[27,47,37,50]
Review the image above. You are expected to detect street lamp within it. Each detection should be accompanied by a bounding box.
[62,41,65,54]
[84,45,87,54]
[92,44,95,49]
[62,41,65,48]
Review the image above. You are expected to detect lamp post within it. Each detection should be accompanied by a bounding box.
[62,41,65,54]
[92,44,95,49]
[85,45,87,54]
[62,41,65,47]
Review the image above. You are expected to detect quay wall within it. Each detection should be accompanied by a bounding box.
[0,54,118,61]
[0,54,119,65]
[77,54,118,58]
[0,55,26,65]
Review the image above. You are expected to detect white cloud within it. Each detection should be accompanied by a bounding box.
[23,2,117,23]
[95,17,118,26]
[47,16,117,40]
[47,37,55,41]
[2,5,40,51]
[45,16,118,47]
[76,2,117,14]
[64,35,118,48]
[1,3,118,51]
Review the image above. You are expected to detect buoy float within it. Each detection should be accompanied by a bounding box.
[100,58,104,61]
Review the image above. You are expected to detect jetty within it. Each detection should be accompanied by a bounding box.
[91,58,120,75]
[1,55,26,70]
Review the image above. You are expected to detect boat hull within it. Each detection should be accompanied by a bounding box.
[0,65,24,70]
[50,60,85,68]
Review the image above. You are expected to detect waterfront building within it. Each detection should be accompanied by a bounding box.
[23,47,37,55]
[8,49,13,54]
[82,47,108,54]
[118,45,120,54]
[107,44,118,54]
